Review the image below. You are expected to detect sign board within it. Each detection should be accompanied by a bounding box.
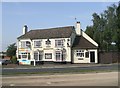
[18,59,31,65]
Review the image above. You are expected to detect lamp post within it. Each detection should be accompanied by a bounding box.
[111,42,116,63]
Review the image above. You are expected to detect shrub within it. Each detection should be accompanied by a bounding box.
[10,56,17,64]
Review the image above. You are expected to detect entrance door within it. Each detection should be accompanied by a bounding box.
[34,51,43,61]
[90,51,95,62]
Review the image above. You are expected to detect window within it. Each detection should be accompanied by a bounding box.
[21,53,27,58]
[45,53,52,59]
[21,41,26,48]
[55,40,64,47]
[34,41,41,48]
[76,50,84,57]
[21,41,31,48]
[18,52,31,60]
[85,52,89,58]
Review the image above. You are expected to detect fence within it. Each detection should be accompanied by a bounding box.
[98,51,120,64]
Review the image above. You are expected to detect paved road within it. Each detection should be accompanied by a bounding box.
[2,64,118,75]
[2,72,118,86]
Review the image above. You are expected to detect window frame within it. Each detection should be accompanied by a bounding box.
[85,52,89,58]
[21,41,31,48]
[55,39,64,47]
[21,41,26,48]
[34,40,41,48]
[76,50,84,58]
[45,53,52,59]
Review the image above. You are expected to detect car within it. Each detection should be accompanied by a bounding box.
[0,59,12,65]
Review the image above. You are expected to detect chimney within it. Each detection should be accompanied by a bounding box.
[76,21,82,35]
[23,25,28,34]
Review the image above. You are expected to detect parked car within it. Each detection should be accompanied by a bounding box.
[0,59,12,65]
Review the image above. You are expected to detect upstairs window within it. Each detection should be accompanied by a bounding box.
[21,41,26,48]
[55,40,64,47]
[21,41,31,48]
[76,50,84,57]
[34,40,41,48]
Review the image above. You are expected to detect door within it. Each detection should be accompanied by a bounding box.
[34,51,43,61]
[90,51,95,62]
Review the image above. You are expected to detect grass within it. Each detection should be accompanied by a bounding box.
[2,69,116,76]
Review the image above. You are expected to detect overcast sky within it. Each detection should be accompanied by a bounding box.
[1,2,118,51]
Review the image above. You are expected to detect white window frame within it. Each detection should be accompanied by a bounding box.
[18,52,28,59]
[34,40,41,48]
[55,39,64,47]
[21,41,26,48]
[20,41,31,48]
[45,53,52,59]
[76,50,84,57]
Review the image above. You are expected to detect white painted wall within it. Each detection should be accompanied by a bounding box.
[17,38,72,63]
[72,49,98,63]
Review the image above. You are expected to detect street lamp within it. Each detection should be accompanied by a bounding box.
[111,42,116,63]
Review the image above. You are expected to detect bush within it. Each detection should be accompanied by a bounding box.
[10,56,17,64]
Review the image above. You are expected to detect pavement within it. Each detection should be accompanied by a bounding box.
[2,72,118,86]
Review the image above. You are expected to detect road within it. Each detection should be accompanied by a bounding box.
[2,72,118,86]
[2,64,118,75]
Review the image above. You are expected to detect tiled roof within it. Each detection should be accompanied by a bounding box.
[72,36,98,49]
[17,26,75,39]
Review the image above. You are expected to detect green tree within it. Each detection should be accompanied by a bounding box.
[85,3,118,52]
[6,43,17,57]
[116,2,120,51]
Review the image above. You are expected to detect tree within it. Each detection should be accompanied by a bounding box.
[6,43,17,57]
[85,26,94,39]
[85,3,118,52]
[116,2,120,51]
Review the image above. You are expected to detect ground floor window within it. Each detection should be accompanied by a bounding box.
[45,53,52,59]
[76,50,84,57]
[18,52,30,59]
[85,52,89,58]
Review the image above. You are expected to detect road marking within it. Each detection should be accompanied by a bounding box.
[10,84,15,86]
[46,82,51,85]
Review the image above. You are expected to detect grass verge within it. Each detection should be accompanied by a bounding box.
[2,69,117,76]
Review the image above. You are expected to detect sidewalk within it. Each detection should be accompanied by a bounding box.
[2,63,118,69]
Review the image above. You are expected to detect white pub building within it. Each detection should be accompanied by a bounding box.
[16,22,98,65]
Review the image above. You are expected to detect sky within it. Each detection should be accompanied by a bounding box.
[1,2,118,51]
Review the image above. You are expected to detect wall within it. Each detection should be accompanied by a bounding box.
[17,37,72,63]
[72,49,98,63]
